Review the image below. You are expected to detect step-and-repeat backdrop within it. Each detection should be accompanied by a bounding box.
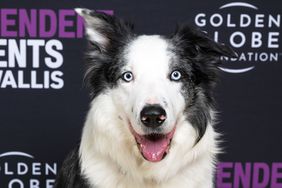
[0,0,281,187]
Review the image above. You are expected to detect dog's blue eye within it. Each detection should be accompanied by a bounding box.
[122,71,134,82]
[170,70,182,81]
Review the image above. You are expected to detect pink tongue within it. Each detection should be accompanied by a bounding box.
[139,137,169,162]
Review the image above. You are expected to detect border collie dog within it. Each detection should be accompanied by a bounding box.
[55,8,236,188]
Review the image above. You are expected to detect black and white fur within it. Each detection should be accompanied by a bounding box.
[55,8,236,188]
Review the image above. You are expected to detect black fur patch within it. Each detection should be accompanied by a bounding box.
[54,146,91,188]
[81,11,135,99]
[170,25,236,141]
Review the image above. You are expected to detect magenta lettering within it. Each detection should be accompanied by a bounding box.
[253,162,270,188]
[271,163,282,188]
[1,9,17,37]
[234,162,251,188]
[217,162,282,188]
[59,10,75,38]
[39,9,57,38]
[19,9,37,37]
[0,9,113,38]
[217,162,233,188]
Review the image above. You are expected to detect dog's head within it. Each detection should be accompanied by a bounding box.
[77,9,236,163]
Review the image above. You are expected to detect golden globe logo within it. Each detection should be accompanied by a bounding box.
[0,151,57,188]
[194,2,281,73]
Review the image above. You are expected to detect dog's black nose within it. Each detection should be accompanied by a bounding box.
[140,105,167,128]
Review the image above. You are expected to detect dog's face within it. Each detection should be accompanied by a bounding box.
[77,9,236,163]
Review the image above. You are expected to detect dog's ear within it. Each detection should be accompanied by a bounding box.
[172,25,237,58]
[171,25,237,87]
[75,8,133,53]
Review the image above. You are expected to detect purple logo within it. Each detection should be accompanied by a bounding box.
[0,9,113,90]
[217,162,282,187]
[0,9,113,38]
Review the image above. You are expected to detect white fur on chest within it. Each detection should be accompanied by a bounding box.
[79,94,218,188]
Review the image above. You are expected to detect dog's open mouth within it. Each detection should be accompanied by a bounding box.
[130,126,175,162]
